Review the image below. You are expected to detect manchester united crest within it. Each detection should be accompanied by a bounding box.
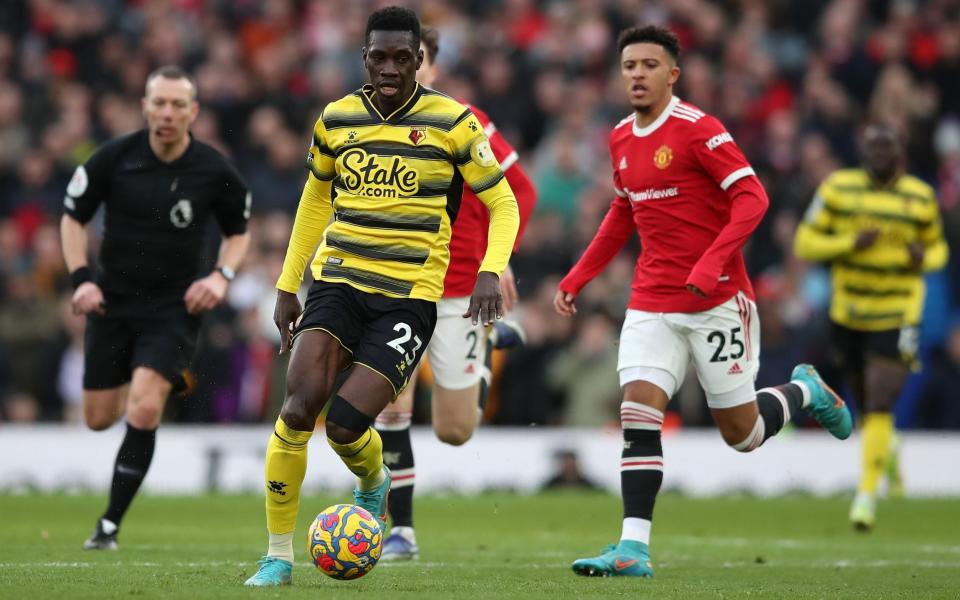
[409,127,426,145]
[654,145,673,170]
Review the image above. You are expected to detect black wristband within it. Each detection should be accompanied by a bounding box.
[70,266,93,290]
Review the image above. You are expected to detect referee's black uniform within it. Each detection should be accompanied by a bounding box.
[63,129,250,389]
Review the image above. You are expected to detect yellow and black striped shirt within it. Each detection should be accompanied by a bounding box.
[794,168,948,331]
[276,83,519,301]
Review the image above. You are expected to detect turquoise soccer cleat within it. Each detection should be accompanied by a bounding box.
[571,540,654,578]
[353,465,391,533]
[243,556,292,587]
[791,364,853,440]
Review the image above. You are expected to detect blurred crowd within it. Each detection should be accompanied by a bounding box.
[0,0,958,429]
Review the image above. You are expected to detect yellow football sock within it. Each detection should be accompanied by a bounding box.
[328,428,384,490]
[858,412,894,496]
[265,417,313,535]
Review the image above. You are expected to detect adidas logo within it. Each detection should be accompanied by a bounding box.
[727,362,743,375]
[619,156,628,170]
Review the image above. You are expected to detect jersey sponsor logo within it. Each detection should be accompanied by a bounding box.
[341,148,419,198]
[626,187,679,203]
[619,156,628,170]
[170,199,194,228]
[653,145,673,169]
[408,127,426,145]
[66,165,88,198]
[471,139,496,168]
[705,131,734,151]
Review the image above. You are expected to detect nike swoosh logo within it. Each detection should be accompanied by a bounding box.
[614,558,638,570]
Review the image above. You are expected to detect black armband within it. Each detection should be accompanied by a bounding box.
[70,266,93,290]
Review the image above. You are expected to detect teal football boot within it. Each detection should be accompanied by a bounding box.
[354,465,391,533]
[244,556,292,587]
[571,540,654,578]
[791,364,853,440]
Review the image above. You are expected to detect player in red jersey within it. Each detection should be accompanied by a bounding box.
[554,25,853,578]
[375,25,537,561]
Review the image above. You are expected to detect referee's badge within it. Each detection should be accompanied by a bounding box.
[67,165,88,198]
[170,199,194,228]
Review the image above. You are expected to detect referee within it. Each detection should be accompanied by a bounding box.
[60,66,251,550]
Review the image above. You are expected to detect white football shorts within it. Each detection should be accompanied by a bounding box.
[617,291,761,409]
[425,297,487,390]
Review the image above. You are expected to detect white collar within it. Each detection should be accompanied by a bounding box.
[632,96,680,137]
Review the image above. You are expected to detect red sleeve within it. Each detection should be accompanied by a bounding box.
[692,115,755,193]
[470,105,537,251]
[685,175,768,294]
[558,195,635,296]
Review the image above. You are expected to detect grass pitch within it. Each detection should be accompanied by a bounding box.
[1,491,957,599]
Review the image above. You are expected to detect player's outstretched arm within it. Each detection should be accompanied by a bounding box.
[556,195,634,300]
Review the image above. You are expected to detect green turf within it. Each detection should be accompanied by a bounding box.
[0,491,957,599]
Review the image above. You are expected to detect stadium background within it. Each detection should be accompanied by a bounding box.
[0,0,959,482]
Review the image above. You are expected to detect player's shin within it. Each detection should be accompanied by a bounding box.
[858,412,894,496]
[329,427,385,490]
[102,422,157,530]
[620,402,664,545]
[734,383,808,452]
[264,417,313,561]
[375,411,414,528]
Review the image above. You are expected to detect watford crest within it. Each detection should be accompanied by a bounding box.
[409,127,426,145]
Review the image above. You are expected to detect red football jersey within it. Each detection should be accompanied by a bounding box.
[443,104,536,297]
[560,96,767,313]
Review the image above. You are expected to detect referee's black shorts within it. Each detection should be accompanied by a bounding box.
[293,280,437,395]
[83,296,200,390]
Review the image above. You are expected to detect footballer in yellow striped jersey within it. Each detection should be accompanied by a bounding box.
[246,6,519,587]
[794,122,948,532]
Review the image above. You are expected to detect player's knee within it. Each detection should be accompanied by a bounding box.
[280,378,329,431]
[83,408,115,431]
[721,423,757,451]
[435,422,473,446]
[325,420,361,446]
[325,395,374,445]
[126,399,163,429]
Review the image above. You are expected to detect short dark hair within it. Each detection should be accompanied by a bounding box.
[617,25,680,61]
[145,65,197,100]
[365,6,421,48]
[421,25,439,63]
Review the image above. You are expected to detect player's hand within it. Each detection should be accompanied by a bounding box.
[854,228,880,250]
[686,283,707,298]
[464,271,502,326]
[907,241,925,270]
[553,289,577,317]
[274,289,302,354]
[500,264,519,313]
[72,282,106,315]
[183,273,228,315]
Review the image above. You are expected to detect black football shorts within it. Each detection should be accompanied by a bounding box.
[83,296,200,390]
[293,280,437,394]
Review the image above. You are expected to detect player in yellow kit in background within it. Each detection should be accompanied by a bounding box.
[794,122,948,530]
[243,6,518,587]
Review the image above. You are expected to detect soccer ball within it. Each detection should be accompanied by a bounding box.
[308,504,383,580]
